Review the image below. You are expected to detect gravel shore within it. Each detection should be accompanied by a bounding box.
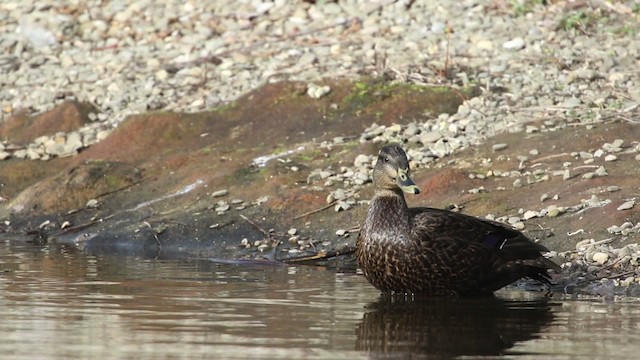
[2,1,638,139]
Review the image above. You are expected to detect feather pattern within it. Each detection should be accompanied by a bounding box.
[356,144,559,296]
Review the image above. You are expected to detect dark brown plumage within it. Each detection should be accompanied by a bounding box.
[356,144,560,296]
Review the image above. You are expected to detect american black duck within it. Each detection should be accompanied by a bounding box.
[356,144,560,296]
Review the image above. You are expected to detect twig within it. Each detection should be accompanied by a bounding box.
[239,214,271,239]
[51,214,115,236]
[144,221,161,246]
[293,201,337,220]
[530,152,571,164]
[442,21,451,79]
[95,178,146,199]
[576,270,637,286]
[280,245,356,264]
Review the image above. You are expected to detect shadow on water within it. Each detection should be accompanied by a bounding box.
[356,295,555,358]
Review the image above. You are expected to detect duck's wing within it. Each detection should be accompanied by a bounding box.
[409,207,558,266]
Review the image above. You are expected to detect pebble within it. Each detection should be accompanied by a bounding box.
[617,200,636,211]
[523,210,538,220]
[592,252,609,265]
[287,228,298,236]
[212,189,228,198]
[502,37,525,50]
[594,166,608,177]
[492,143,508,151]
[307,83,331,99]
[547,205,561,218]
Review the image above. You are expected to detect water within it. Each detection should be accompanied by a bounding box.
[1,240,639,359]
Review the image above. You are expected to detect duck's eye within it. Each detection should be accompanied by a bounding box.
[383,156,390,163]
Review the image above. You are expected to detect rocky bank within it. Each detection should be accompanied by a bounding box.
[1,1,640,296]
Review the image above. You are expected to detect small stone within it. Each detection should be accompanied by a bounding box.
[212,189,228,197]
[512,222,525,230]
[288,228,298,235]
[354,154,372,167]
[507,216,521,224]
[307,84,331,99]
[335,229,347,236]
[492,143,508,151]
[335,201,351,212]
[419,132,442,144]
[215,203,230,212]
[579,151,593,159]
[513,178,523,187]
[288,236,300,244]
[562,169,571,180]
[523,210,538,220]
[540,193,549,202]
[617,200,635,211]
[86,199,99,208]
[594,166,607,177]
[547,205,560,218]
[604,154,617,162]
[559,97,582,108]
[503,37,525,50]
[607,186,620,192]
[592,252,609,265]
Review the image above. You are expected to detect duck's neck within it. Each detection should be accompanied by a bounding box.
[363,189,412,243]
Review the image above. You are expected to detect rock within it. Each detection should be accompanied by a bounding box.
[307,84,331,99]
[212,189,229,198]
[594,166,607,177]
[287,228,297,235]
[592,252,609,265]
[353,154,372,167]
[503,37,525,50]
[559,97,581,108]
[547,205,560,218]
[419,131,442,144]
[492,143,508,151]
[617,200,635,211]
[523,210,538,220]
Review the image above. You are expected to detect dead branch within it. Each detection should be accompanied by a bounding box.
[293,201,337,220]
[239,214,271,239]
[280,245,356,264]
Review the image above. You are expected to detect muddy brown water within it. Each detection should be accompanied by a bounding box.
[1,238,639,359]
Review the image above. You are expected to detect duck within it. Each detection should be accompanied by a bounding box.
[356,144,560,296]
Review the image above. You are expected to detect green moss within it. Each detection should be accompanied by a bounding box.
[103,174,126,189]
[213,101,237,114]
[510,0,547,17]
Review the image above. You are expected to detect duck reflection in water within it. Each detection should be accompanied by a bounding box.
[356,295,555,358]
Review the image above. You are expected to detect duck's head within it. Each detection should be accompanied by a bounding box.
[373,144,421,195]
